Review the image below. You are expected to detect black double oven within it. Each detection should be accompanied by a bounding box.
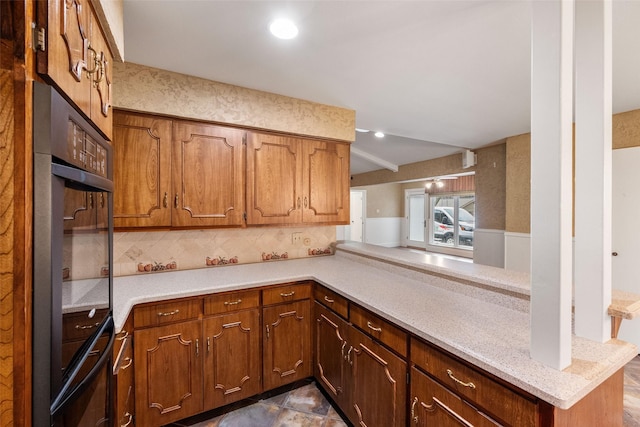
[33,82,114,426]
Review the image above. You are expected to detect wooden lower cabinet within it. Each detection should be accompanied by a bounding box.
[203,309,262,409]
[314,301,354,420]
[134,320,203,426]
[411,366,501,426]
[263,299,312,390]
[350,326,407,427]
[113,318,134,427]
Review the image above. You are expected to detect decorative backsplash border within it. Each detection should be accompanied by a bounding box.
[112,226,337,277]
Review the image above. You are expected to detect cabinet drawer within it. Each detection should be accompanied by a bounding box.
[204,289,260,315]
[350,304,407,357]
[62,308,111,342]
[263,282,312,305]
[314,285,348,319]
[134,298,202,328]
[411,366,501,427]
[411,338,536,426]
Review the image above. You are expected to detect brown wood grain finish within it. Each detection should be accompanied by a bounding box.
[134,320,203,426]
[204,289,260,315]
[262,282,312,306]
[172,121,245,227]
[246,132,303,225]
[411,337,536,426]
[350,304,408,357]
[203,309,261,409]
[350,326,407,427]
[113,316,135,427]
[411,366,501,427]
[113,111,173,227]
[263,299,312,390]
[302,139,350,224]
[2,1,33,423]
[133,298,202,329]
[314,285,349,319]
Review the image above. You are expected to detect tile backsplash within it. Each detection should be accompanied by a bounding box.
[112,226,336,277]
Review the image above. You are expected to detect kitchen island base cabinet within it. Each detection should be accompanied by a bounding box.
[350,326,407,427]
[263,300,312,390]
[134,321,203,427]
[314,301,354,421]
[203,309,262,409]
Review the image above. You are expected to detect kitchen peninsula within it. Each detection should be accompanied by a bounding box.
[110,241,637,426]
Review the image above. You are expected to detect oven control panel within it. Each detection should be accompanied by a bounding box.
[67,119,108,177]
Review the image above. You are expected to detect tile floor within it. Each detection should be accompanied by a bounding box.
[169,355,640,427]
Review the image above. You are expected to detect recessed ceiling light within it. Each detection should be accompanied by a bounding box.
[270,18,299,40]
[355,128,370,133]
[374,131,385,138]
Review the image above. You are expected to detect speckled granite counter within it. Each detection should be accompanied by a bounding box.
[112,242,637,410]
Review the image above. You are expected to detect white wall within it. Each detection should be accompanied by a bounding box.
[504,232,531,273]
[473,229,505,268]
[365,217,402,247]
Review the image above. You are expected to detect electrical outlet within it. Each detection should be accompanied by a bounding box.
[303,237,311,246]
[291,232,302,245]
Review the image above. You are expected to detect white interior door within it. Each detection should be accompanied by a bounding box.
[613,146,640,348]
[349,190,365,242]
[405,189,426,248]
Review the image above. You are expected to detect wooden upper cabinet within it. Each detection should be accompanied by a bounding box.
[172,122,246,227]
[246,133,303,225]
[302,139,350,224]
[113,111,172,228]
[36,0,113,139]
[247,132,350,225]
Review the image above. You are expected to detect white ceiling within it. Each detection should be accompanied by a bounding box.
[122,1,640,175]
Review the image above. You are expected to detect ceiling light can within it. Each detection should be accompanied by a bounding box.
[374,131,385,138]
[270,19,299,39]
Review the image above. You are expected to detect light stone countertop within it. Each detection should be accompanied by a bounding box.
[112,242,638,410]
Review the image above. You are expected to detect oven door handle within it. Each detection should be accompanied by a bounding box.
[52,162,113,192]
[50,315,115,417]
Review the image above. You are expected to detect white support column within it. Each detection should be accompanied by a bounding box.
[530,0,574,369]
[574,0,612,342]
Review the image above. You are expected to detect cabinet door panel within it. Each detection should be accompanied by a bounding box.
[350,327,407,427]
[246,133,302,225]
[314,302,353,419]
[134,321,202,427]
[113,112,172,228]
[263,300,311,390]
[37,0,92,116]
[410,367,501,427]
[88,12,113,139]
[172,122,245,227]
[303,140,350,224]
[203,310,262,410]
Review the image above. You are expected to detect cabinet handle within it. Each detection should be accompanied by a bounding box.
[224,299,242,306]
[85,44,99,75]
[115,330,129,341]
[88,193,94,209]
[347,346,353,366]
[174,193,179,208]
[324,296,335,304]
[297,197,301,209]
[366,321,382,333]
[266,324,270,340]
[75,322,100,330]
[411,397,419,424]
[196,339,199,356]
[341,341,347,359]
[120,412,133,427]
[280,291,295,298]
[120,357,133,371]
[207,337,211,353]
[304,196,308,208]
[157,309,180,317]
[163,192,168,208]
[446,369,476,389]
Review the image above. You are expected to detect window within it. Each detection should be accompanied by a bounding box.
[429,194,475,249]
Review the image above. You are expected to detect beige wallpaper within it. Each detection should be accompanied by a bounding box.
[350,153,469,187]
[505,133,531,233]
[113,62,355,142]
[92,0,124,61]
[613,109,640,149]
[475,143,507,230]
[353,183,403,218]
